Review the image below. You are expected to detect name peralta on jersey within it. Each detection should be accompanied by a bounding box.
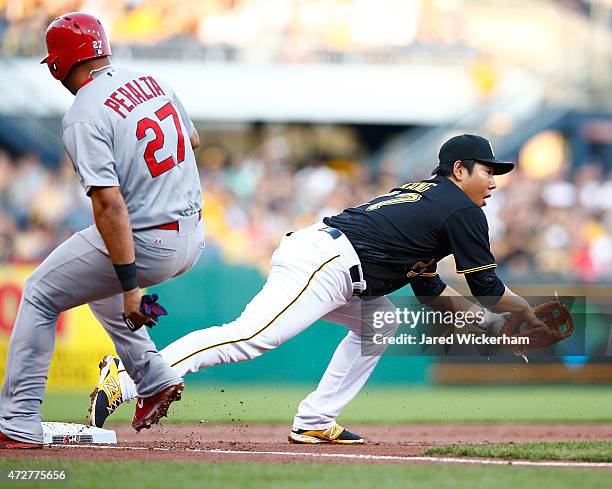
[62,66,202,229]
[324,175,497,296]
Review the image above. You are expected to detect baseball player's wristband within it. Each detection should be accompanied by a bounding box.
[113,262,138,292]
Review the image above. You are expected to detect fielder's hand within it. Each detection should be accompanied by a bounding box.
[498,298,574,362]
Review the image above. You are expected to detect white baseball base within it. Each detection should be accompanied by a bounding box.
[42,422,117,445]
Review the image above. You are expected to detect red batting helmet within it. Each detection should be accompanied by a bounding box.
[41,12,111,81]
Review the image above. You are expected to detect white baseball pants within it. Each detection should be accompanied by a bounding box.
[117,222,398,430]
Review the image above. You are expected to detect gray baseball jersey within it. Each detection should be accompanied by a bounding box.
[0,64,206,444]
[62,66,201,228]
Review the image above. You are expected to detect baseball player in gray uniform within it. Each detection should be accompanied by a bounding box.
[0,12,204,449]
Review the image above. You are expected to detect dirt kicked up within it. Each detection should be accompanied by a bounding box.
[3,423,612,468]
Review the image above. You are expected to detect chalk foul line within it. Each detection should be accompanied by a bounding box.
[49,444,612,469]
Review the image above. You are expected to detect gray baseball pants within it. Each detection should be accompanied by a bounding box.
[0,213,204,443]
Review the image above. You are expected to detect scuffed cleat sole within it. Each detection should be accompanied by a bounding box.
[133,383,184,432]
[87,387,99,426]
[88,355,117,427]
[87,357,107,426]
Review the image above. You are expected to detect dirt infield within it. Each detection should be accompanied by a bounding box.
[4,423,612,465]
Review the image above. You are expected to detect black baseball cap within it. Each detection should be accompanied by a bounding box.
[432,134,515,176]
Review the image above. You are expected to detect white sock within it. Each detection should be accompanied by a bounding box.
[117,361,138,402]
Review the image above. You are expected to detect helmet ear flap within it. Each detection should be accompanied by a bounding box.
[41,55,62,80]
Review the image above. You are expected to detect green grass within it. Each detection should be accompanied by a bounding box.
[426,441,612,462]
[43,384,612,425]
[1,459,611,489]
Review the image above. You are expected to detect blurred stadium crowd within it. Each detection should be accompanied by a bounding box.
[0,0,595,69]
[0,0,609,284]
[1,131,610,283]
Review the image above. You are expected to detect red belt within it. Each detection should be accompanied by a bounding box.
[152,210,201,231]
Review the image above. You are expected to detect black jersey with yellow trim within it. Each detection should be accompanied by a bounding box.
[324,175,497,296]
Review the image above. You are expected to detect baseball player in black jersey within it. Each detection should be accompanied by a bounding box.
[89,134,546,444]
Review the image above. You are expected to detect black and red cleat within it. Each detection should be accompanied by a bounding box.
[132,382,184,432]
[0,431,43,449]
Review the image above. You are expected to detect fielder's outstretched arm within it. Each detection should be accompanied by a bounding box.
[411,270,545,330]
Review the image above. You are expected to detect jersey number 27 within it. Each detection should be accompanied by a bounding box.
[136,102,185,178]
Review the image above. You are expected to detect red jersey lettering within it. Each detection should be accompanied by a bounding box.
[126,82,147,104]
[117,87,138,107]
[110,92,133,113]
[146,76,165,96]
[104,98,126,118]
[137,78,154,99]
